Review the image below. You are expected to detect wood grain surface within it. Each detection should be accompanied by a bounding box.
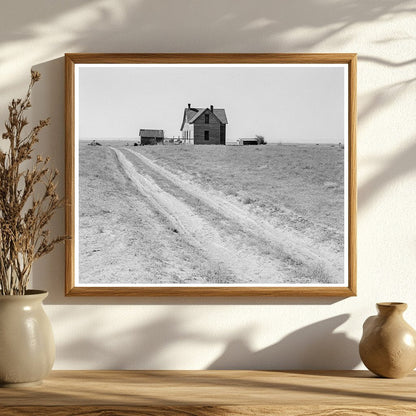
[1,370,415,415]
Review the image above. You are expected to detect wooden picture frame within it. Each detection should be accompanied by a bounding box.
[65,53,356,297]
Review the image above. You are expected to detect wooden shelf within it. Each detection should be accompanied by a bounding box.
[1,370,415,415]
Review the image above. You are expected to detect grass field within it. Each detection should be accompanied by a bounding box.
[78,141,345,285]
[132,144,344,245]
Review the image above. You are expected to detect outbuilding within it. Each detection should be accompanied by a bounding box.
[237,138,259,145]
[139,129,164,145]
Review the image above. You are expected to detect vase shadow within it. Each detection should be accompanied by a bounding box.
[207,314,360,370]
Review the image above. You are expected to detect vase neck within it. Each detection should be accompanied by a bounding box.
[377,302,407,316]
[0,290,48,304]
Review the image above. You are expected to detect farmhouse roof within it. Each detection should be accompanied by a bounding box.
[139,129,164,138]
[180,107,228,130]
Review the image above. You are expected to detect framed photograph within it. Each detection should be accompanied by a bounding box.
[65,53,356,296]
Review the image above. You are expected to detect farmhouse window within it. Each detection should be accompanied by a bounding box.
[204,130,209,141]
[205,113,209,124]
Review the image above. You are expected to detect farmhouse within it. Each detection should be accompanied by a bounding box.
[180,104,227,145]
[139,129,164,145]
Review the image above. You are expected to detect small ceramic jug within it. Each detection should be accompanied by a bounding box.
[359,302,416,378]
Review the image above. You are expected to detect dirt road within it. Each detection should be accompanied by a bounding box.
[110,147,343,284]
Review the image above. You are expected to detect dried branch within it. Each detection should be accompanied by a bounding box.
[0,70,67,295]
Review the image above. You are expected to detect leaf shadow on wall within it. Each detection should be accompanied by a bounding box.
[53,307,359,370]
[358,138,416,210]
[207,314,360,370]
[53,311,215,370]
[0,0,414,97]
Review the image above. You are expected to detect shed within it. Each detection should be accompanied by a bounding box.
[139,129,164,145]
[237,138,259,145]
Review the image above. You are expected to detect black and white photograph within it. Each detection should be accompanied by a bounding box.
[66,54,356,295]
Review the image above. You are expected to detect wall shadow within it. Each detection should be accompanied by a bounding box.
[1,0,414,99]
[53,310,360,370]
[207,314,360,370]
[358,138,416,210]
[1,0,413,56]
[54,310,215,369]
[358,78,416,126]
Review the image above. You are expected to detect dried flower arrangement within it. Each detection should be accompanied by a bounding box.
[0,71,65,295]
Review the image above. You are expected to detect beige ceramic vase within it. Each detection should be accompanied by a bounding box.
[359,302,416,378]
[0,290,55,387]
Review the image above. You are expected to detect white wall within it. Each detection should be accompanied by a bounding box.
[0,0,415,370]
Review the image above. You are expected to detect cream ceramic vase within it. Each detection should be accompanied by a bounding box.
[0,290,55,387]
[359,302,416,378]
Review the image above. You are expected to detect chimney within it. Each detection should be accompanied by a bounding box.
[188,103,191,109]
[210,105,214,112]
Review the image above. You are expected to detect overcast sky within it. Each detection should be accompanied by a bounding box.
[77,64,346,143]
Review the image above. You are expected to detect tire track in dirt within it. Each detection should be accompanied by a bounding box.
[112,147,290,284]
[124,148,343,283]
